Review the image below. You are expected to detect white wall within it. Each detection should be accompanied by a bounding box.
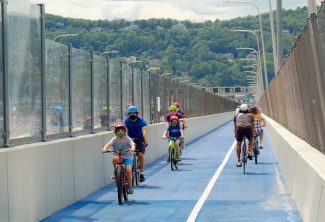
[0,112,232,222]
[265,115,325,222]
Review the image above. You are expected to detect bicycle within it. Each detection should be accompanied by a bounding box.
[132,150,140,187]
[241,136,248,174]
[253,135,260,164]
[163,137,179,171]
[104,150,131,205]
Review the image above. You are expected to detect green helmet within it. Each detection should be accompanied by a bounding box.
[102,106,109,112]
[168,105,177,111]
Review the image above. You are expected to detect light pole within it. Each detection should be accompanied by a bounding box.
[232,29,267,89]
[127,60,142,105]
[224,0,269,87]
[53,33,79,41]
[147,67,160,123]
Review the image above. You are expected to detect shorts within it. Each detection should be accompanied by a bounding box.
[236,127,253,142]
[122,157,133,166]
[132,138,145,154]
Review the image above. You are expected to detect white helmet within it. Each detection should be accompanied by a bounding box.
[240,104,248,112]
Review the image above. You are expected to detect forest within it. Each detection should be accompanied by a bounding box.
[45,6,309,87]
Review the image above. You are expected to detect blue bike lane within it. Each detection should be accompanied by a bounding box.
[41,122,301,222]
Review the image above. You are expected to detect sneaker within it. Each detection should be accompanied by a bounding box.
[167,157,170,163]
[139,174,145,182]
[128,186,134,194]
[247,152,253,160]
[259,145,263,149]
[236,161,242,167]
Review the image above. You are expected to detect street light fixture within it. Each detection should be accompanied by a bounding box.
[224,0,269,86]
[100,50,119,57]
[53,33,79,41]
[147,67,160,72]
[231,29,267,89]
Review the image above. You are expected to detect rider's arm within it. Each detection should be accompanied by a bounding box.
[180,129,184,138]
[102,141,112,153]
[142,126,148,144]
[162,130,168,138]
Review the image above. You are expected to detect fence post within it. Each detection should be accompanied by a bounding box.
[39,4,47,141]
[1,0,9,147]
[106,57,110,130]
[90,51,94,134]
[120,60,123,120]
[140,68,144,116]
[67,43,73,137]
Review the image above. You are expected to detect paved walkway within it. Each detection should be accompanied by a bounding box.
[41,122,301,222]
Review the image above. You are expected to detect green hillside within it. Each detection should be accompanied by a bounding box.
[45,6,309,86]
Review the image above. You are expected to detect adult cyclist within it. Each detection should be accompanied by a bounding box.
[234,104,255,167]
[123,106,148,182]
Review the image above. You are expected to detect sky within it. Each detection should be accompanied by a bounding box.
[28,0,323,22]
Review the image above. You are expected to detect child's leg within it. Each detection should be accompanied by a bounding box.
[125,165,132,186]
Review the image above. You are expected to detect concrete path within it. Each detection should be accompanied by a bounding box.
[41,122,301,222]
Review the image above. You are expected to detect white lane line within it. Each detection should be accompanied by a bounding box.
[187,141,236,222]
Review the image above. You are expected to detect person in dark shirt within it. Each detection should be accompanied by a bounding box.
[123,105,148,182]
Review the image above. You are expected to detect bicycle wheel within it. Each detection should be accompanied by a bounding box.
[174,145,178,170]
[253,138,259,164]
[132,154,139,187]
[242,143,247,174]
[170,146,175,171]
[116,168,123,205]
[122,171,128,201]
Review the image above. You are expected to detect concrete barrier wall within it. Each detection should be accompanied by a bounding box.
[265,115,325,222]
[0,112,232,222]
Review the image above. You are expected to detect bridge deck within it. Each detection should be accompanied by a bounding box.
[41,122,301,222]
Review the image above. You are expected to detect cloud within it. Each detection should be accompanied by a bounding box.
[28,0,323,21]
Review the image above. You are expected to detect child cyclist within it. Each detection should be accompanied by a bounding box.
[162,116,184,162]
[102,122,135,194]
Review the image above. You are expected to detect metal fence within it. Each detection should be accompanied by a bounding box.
[259,3,325,154]
[0,0,237,147]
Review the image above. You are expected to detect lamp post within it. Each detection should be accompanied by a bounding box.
[127,60,142,105]
[147,67,160,121]
[99,51,119,130]
[53,33,79,41]
[232,29,267,89]
[224,0,269,87]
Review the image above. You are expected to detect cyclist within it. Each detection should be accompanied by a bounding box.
[162,116,184,162]
[250,106,266,149]
[51,105,66,133]
[123,105,148,182]
[99,106,109,128]
[173,102,187,128]
[234,104,255,167]
[165,105,183,126]
[102,122,135,194]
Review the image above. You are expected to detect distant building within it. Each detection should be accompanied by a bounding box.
[149,59,161,66]
[171,23,187,30]
[156,26,164,30]
[90,27,105,32]
[223,53,234,60]
[124,23,139,30]
[55,22,65,29]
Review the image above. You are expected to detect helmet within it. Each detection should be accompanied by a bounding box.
[168,106,177,111]
[173,102,180,108]
[114,122,126,133]
[127,106,139,113]
[54,106,62,114]
[170,116,179,122]
[102,106,109,112]
[240,104,249,112]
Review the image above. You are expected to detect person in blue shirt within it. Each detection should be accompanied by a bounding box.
[123,106,148,182]
[162,116,184,162]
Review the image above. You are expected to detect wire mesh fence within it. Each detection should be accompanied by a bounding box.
[259,3,325,154]
[0,0,237,147]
